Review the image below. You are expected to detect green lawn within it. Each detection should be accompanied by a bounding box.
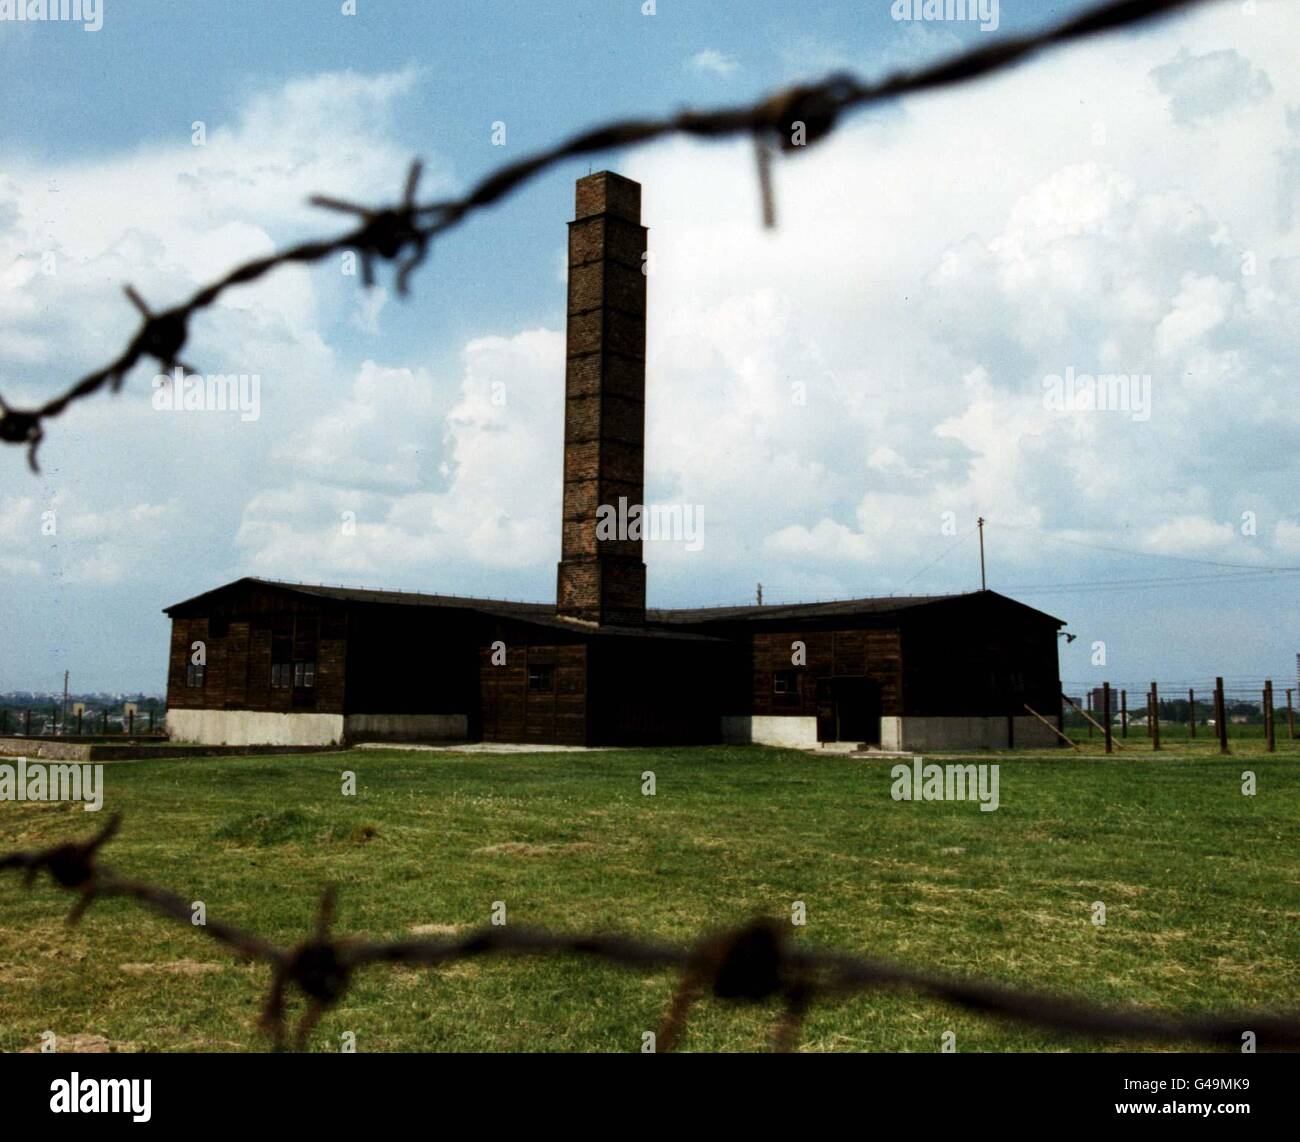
[1,740,1298,1052]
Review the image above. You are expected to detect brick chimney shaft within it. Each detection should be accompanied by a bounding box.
[556,172,647,626]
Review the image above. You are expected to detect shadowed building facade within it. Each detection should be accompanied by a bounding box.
[164,173,1066,751]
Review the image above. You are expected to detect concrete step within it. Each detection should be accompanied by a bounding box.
[813,741,862,754]
[848,749,916,759]
[807,742,915,758]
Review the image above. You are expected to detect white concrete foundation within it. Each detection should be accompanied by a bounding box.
[166,709,344,747]
[880,715,1060,751]
[721,715,820,749]
[344,714,468,742]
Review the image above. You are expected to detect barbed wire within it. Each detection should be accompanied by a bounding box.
[0,0,1212,472]
[3,813,1297,1052]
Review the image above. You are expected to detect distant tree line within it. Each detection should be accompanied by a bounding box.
[1063,697,1272,728]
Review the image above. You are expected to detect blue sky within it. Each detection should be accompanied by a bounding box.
[1,0,1297,696]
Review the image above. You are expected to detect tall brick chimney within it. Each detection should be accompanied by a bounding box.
[556,171,647,626]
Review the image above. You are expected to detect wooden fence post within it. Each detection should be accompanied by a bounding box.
[102,709,109,734]
[1150,682,1160,751]
[1086,691,1093,739]
[1103,682,1112,754]
[1264,680,1275,753]
[24,709,31,735]
[127,708,135,736]
[1120,690,1128,738]
[1188,688,1196,740]
[77,708,83,734]
[1215,677,1228,754]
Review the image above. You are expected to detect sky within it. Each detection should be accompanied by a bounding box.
[0,0,1297,697]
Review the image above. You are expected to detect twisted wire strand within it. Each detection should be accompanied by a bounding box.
[3,813,1294,1053]
[0,0,1210,471]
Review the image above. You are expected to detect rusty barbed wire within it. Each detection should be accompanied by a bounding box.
[0,0,1213,472]
[3,814,1298,1053]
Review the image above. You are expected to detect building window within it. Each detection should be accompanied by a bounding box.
[528,664,554,692]
[773,670,799,695]
[273,661,314,689]
[186,663,206,688]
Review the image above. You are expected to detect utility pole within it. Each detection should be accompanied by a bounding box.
[61,670,69,736]
[977,517,986,591]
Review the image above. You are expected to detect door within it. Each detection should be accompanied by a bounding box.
[815,676,882,744]
[815,678,836,742]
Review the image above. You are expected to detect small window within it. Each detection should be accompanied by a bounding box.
[271,663,290,689]
[773,670,799,695]
[294,661,316,689]
[528,664,555,692]
[186,663,206,688]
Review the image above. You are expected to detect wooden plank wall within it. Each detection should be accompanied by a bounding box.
[343,607,477,716]
[900,614,1060,716]
[750,628,903,718]
[586,638,726,745]
[479,642,588,745]
[165,588,346,714]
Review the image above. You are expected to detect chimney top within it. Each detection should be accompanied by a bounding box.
[575,171,641,223]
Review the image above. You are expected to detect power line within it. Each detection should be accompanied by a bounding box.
[899,523,980,588]
[999,567,1300,595]
[989,520,1300,574]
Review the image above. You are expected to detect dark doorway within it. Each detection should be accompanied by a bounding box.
[815,676,882,744]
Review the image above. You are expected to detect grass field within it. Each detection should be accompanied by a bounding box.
[2,738,1298,1053]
